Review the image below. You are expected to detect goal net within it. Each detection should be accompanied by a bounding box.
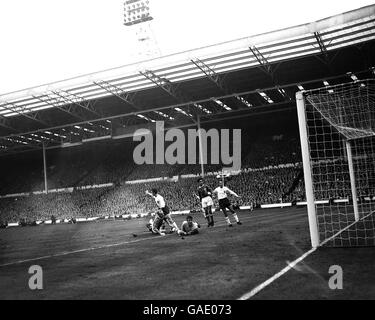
[297,79,375,247]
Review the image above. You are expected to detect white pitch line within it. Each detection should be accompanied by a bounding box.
[0,213,259,268]
[238,210,375,300]
[0,236,156,268]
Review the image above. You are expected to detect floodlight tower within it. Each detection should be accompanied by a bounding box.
[124,0,161,59]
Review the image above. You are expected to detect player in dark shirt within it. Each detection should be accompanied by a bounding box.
[195,178,215,227]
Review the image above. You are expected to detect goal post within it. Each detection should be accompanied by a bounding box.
[296,91,320,248]
[296,79,375,247]
[345,140,360,222]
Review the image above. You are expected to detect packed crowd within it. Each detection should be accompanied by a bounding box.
[0,188,107,223]
[0,165,304,224]
[0,121,307,224]
[3,156,373,225]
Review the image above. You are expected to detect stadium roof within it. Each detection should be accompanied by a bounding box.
[1,4,375,155]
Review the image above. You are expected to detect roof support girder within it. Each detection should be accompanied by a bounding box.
[0,114,19,133]
[314,31,329,58]
[191,58,228,92]
[51,90,102,118]
[93,80,140,111]
[0,101,51,127]
[140,70,200,123]
[33,94,90,122]
[191,58,251,109]
[140,70,185,102]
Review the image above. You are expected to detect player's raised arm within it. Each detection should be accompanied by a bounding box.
[227,187,240,198]
[145,190,155,198]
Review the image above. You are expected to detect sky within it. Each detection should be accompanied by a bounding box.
[0,0,374,94]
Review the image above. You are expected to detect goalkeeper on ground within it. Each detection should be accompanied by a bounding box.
[180,215,200,236]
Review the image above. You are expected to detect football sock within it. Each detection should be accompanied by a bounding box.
[171,222,179,231]
[205,214,210,224]
[210,215,215,226]
[232,213,239,223]
[225,217,231,225]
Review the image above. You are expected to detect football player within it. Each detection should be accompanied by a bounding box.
[180,215,200,236]
[146,213,168,236]
[213,180,242,226]
[146,188,181,235]
[195,178,215,227]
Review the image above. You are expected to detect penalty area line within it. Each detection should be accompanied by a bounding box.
[237,210,375,300]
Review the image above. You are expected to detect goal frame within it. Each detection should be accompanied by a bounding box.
[296,91,361,248]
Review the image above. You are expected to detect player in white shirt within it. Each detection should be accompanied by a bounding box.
[145,188,181,236]
[213,181,242,226]
[180,215,200,236]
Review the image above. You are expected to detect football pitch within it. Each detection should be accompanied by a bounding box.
[0,207,374,300]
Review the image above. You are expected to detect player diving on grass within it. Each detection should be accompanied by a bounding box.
[194,178,215,227]
[213,180,242,226]
[180,215,200,236]
[145,188,182,236]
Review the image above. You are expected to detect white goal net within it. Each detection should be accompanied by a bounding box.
[297,79,375,247]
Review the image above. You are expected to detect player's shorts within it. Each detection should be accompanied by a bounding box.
[219,198,231,210]
[161,206,170,215]
[157,205,170,218]
[201,196,213,208]
[152,216,164,231]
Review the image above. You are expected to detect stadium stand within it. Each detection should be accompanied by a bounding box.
[0,123,304,223]
[2,106,369,225]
